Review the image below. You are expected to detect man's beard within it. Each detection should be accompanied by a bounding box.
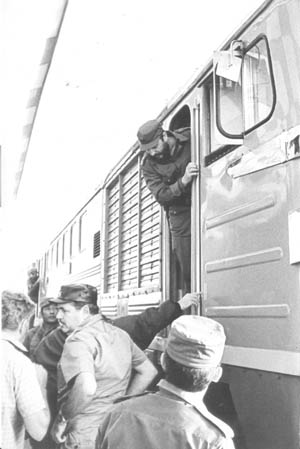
[152,141,170,160]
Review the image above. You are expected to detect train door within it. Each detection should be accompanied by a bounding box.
[199,1,300,448]
[164,106,192,302]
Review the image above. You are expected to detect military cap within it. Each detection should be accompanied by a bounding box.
[137,119,163,152]
[51,284,98,305]
[39,297,55,309]
[166,315,226,368]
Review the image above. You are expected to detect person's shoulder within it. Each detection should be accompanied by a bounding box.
[3,341,33,372]
[66,318,104,345]
[197,405,234,442]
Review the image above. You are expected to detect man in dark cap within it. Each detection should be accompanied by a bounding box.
[96,315,235,449]
[49,284,158,449]
[23,297,58,356]
[137,119,198,292]
[22,298,59,449]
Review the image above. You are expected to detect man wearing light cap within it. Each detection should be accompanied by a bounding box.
[49,284,158,449]
[96,316,235,449]
[137,119,198,292]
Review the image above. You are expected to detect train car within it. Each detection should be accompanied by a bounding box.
[38,189,103,308]
[34,0,300,447]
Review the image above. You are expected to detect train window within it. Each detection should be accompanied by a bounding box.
[56,240,60,267]
[70,222,77,258]
[45,251,49,275]
[79,212,87,252]
[62,233,65,263]
[169,105,191,130]
[51,245,55,269]
[214,34,276,138]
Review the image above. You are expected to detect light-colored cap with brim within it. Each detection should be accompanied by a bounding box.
[166,315,226,368]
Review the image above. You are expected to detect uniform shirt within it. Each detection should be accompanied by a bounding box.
[97,379,235,449]
[57,315,147,430]
[0,336,47,449]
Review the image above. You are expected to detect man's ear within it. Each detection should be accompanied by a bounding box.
[82,304,90,316]
[211,366,223,383]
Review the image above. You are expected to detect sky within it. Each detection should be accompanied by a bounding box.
[0,0,265,291]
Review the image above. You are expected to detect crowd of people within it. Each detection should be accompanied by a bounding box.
[1,286,234,449]
[1,121,235,448]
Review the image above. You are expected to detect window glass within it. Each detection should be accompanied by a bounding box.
[56,240,60,267]
[51,245,56,269]
[45,251,49,275]
[216,76,243,137]
[215,35,275,138]
[79,212,87,252]
[62,234,65,263]
[243,37,274,132]
[70,222,77,258]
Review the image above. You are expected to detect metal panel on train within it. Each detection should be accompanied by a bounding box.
[102,156,161,313]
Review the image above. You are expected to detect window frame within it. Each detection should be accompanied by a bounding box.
[79,211,87,252]
[215,33,276,140]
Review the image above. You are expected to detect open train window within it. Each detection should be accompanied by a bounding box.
[214,34,276,139]
[169,105,191,131]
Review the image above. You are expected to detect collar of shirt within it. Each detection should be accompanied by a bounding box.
[158,379,234,439]
[158,379,205,409]
[68,314,105,339]
[1,332,28,353]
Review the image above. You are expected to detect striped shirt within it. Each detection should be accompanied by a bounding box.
[0,335,46,449]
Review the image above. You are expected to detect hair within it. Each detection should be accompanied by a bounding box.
[164,352,217,392]
[72,301,99,315]
[1,290,35,330]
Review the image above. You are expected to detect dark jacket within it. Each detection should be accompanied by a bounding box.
[23,322,58,357]
[141,128,191,211]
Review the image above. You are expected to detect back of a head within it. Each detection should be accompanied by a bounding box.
[167,315,226,368]
[1,290,35,330]
[164,315,226,392]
